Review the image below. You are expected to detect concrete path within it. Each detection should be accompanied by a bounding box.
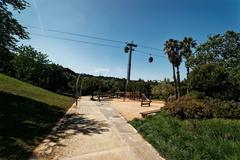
[31,97,164,160]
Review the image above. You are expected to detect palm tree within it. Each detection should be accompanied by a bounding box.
[164,39,179,98]
[180,37,197,77]
[180,37,196,94]
[171,40,182,97]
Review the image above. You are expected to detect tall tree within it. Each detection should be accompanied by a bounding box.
[172,40,182,96]
[180,37,197,76]
[164,39,178,98]
[0,0,29,51]
[180,37,196,94]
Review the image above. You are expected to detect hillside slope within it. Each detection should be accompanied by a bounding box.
[0,73,74,109]
[0,73,74,159]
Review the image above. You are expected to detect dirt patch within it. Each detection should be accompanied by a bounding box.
[108,98,165,121]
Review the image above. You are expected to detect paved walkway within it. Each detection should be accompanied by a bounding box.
[31,97,164,160]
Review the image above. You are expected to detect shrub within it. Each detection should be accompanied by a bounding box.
[212,100,240,119]
[163,96,240,119]
[163,96,213,119]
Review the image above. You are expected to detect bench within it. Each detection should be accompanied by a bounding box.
[140,109,161,118]
[141,93,152,107]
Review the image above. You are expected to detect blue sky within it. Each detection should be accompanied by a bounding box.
[15,0,240,80]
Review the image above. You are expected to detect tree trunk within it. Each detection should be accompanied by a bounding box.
[172,64,178,99]
[187,66,190,77]
[176,66,181,97]
[186,66,190,94]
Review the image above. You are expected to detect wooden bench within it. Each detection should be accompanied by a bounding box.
[140,109,161,118]
[141,93,152,107]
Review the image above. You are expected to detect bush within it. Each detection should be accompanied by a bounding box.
[163,96,213,119]
[163,96,240,119]
[212,100,240,119]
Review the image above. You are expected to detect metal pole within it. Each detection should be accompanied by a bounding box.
[127,45,132,84]
[75,74,80,104]
[125,41,137,84]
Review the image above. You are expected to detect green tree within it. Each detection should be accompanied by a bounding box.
[188,63,231,100]
[164,39,178,98]
[189,31,240,69]
[11,45,49,81]
[189,30,240,101]
[0,0,29,51]
[152,81,175,103]
[180,37,197,94]
[180,37,197,77]
[164,39,182,97]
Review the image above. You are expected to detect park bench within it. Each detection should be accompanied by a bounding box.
[140,93,152,107]
[140,109,161,118]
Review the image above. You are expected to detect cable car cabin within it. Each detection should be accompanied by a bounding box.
[148,56,153,63]
[124,46,129,53]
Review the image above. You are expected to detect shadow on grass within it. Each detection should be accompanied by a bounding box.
[0,91,109,160]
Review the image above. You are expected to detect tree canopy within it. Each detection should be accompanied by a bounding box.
[0,0,29,51]
[189,31,240,101]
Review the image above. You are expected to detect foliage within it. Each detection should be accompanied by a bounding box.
[189,31,240,68]
[188,31,240,101]
[81,77,101,95]
[163,38,196,97]
[227,63,240,101]
[130,112,240,160]
[163,96,213,119]
[187,90,205,99]
[0,43,157,97]
[212,100,240,119]
[164,39,181,98]
[0,45,77,95]
[11,45,49,81]
[125,79,152,96]
[0,0,29,51]
[0,47,15,75]
[188,63,232,100]
[163,95,240,119]
[180,37,197,75]
[152,81,175,102]
[180,37,197,94]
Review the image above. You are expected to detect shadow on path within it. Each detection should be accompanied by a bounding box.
[0,91,65,160]
[32,112,109,158]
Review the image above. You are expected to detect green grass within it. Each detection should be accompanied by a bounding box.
[0,73,74,109]
[0,73,74,160]
[130,112,240,160]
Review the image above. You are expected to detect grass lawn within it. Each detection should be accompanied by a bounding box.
[0,73,75,160]
[130,112,240,160]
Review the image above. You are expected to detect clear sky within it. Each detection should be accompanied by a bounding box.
[15,0,240,80]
